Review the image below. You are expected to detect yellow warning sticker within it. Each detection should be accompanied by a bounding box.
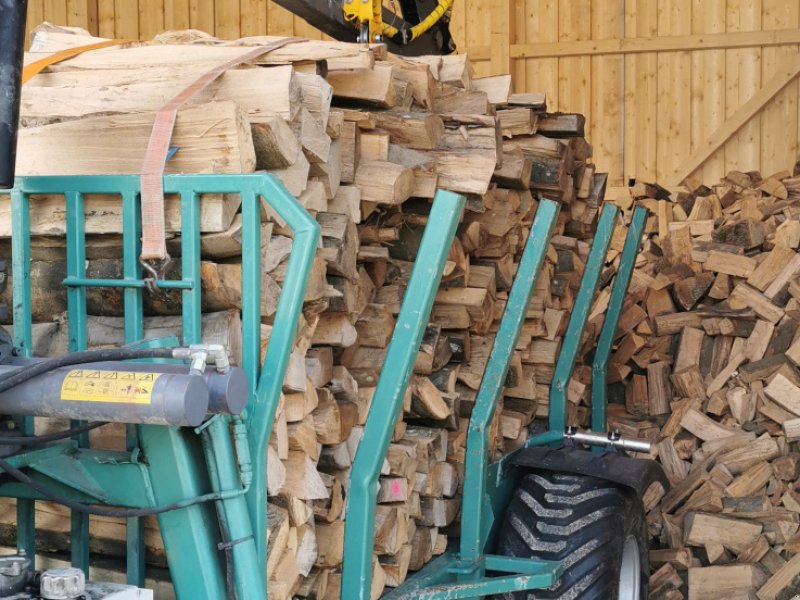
[60,370,161,404]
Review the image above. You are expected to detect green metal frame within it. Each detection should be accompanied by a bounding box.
[386,201,649,599]
[1,174,320,599]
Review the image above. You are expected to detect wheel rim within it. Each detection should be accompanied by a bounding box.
[618,535,641,600]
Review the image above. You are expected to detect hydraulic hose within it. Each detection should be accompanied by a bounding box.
[0,421,107,445]
[382,0,453,43]
[0,346,248,519]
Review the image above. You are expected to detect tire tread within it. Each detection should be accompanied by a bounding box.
[494,472,648,600]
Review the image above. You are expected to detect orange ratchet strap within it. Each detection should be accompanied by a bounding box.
[138,37,301,282]
[22,39,129,84]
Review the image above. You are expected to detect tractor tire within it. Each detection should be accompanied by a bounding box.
[493,471,648,600]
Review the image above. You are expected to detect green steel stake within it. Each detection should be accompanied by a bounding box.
[591,206,648,434]
[65,190,90,575]
[177,184,267,598]
[341,190,465,600]
[548,204,619,435]
[121,188,147,587]
[239,190,261,394]
[180,190,203,344]
[10,185,35,563]
[245,175,320,581]
[459,199,560,570]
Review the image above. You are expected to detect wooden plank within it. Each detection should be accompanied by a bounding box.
[689,0,726,184]
[188,0,214,34]
[557,0,591,118]
[524,0,558,111]
[668,54,800,186]
[215,0,240,39]
[66,0,93,30]
[489,0,511,76]
[97,0,114,37]
[656,0,692,183]
[164,0,190,30]
[623,0,658,182]
[138,0,164,39]
[114,0,139,39]
[25,0,46,44]
[464,0,490,77]
[760,0,800,178]
[724,0,763,175]
[239,0,268,36]
[508,27,800,58]
[591,0,622,185]
[43,0,68,27]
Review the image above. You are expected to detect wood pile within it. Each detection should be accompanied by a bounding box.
[598,170,800,600]
[1,23,612,599]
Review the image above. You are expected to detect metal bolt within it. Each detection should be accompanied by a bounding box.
[40,567,85,600]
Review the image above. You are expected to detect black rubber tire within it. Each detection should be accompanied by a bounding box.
[493,471,648,600]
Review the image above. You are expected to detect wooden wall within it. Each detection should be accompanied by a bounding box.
[24,0,800,187]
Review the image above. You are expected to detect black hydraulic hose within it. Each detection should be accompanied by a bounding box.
[0,455,228,517]
[0,420,107,445]
[0,0,28,188]
[0,347,177,394]
[0,346,240,517]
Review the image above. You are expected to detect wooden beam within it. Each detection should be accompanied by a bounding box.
[668,54,800,187]
[504,28,800,59]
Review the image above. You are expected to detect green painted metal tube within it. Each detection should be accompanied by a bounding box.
[122,187,146,587]
[341,190,465,600]
[180,190,203,344]
[244,175,320,581]
[459,199,560,567]
[10,187,35,562]
[548,204,619,435]
[175,181,264,598]
[62,278,192,289]
[65,190,90,574]
[381,553,562,600]
[138,425,228,597]
[10,188,31,358]
[239,190,261,395]
[204,417,266,599]
[591,206,648,433]
[524,429,566,448]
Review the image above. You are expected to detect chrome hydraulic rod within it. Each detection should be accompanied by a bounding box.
[564,426,652,453]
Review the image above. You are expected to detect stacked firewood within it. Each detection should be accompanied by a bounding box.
[595,172,800,600]
[0,23,614,599]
